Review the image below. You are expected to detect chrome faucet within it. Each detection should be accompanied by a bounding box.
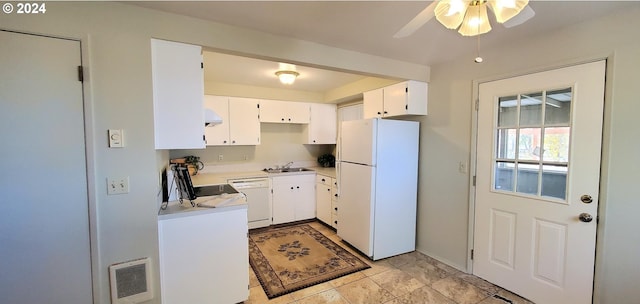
[283,161,294,169]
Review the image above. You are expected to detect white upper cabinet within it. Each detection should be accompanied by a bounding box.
[204,95,260,146]
[304,103,337,144]
[259,99,310,124]
[363,80,428,119]
[151,39,205,149]
[228,97,260,145]
[363,88,384,119]
[204,95,229,145]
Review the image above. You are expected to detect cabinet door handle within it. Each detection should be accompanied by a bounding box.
[327,188,331,192]
[334,207,338,211]
[232,140,236,144]
[281,118,285,121]
[321,178,325,182]
[288,118,292,121]
[290,187,294,189]
[223,140,227,143]
[334,194,338,197]
[383,111,388,114]
[296,186,300,189]
[377,111,381,115]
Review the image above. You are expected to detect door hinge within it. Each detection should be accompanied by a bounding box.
[475,99,479,111]
[77,66,84,82]
[473,175,476,186]
[471,249,474,260]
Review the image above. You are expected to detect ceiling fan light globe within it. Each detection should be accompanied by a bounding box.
[435,0,468,29]
[488,0,529,23]
[458,4,492,36]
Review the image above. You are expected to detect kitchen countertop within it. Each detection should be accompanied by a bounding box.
[160,166,336,219]
[312,166,337,179]
[158,199,247,220]
[191,170,267,186]
[191,167,336,186]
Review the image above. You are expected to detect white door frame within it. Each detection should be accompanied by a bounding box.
[466,57,611,284]
[2,28,99,303]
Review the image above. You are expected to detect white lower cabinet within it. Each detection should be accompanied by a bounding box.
[315,174,333,225]
[271,174,315,224]
[158,207,249,304]
[331,178,339,229]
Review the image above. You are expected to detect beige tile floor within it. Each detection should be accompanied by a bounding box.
[244,221,534,304]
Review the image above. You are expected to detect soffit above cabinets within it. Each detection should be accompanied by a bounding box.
[203,51,371,94]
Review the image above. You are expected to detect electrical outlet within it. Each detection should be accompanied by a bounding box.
[107,177,129,195]
[218,154,223,161]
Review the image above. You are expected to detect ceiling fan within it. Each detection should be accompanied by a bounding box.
[394,0,535,38]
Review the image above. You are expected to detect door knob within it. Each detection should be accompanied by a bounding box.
[580,195,593,204]
[579,213,593,223]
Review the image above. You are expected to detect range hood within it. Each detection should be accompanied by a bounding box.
[204,108,223,126]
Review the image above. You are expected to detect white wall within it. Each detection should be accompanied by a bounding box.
[0,2,427,303]
[3,2,639,304]
[416,5,640,303]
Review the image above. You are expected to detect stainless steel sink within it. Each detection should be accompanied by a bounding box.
[263,167,312,173]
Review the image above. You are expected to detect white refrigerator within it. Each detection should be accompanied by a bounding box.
[337,118,419,260]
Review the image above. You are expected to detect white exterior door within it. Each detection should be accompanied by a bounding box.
[474,61,605,304]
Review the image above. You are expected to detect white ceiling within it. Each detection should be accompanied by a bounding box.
[130,1,639,92]
[203,51,369,93]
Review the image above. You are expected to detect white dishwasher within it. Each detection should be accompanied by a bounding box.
[228,178,271,229]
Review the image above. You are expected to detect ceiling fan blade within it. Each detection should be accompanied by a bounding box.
[393,2,438,38]
[503,5,535,28]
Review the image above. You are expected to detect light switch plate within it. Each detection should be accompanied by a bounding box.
[108,129,124,148]
[107,177,129,195]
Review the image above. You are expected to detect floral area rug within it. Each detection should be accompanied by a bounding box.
[248,223,370,299]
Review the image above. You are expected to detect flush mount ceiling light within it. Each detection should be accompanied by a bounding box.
[275,70,299,85]
[435,0,529,36]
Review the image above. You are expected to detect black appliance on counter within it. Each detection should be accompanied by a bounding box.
[172,166,239,207]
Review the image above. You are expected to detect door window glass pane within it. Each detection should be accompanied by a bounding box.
[493,88,572,202]
[545,88,572,125]
[518,128,541,161]
[516,163,540,195]
[543,127,570,162]
[519,92,543,126]
[498,96,518,127]
[541,165,567,199]
[497,129,517,159]
[495,161,514,191]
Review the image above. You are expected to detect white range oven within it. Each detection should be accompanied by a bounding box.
[228,177,271,229]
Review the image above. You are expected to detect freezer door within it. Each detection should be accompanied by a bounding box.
[340,119,376,166]
[337,162,375,257]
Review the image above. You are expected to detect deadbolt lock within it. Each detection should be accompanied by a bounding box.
[580,195,593,204]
